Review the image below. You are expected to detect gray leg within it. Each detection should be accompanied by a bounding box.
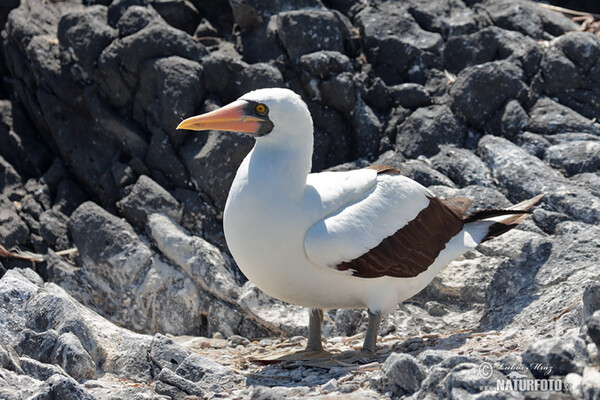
[362,309,382,355]
[306,308,324,351]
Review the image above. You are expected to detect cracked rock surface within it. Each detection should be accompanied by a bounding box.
[1,0,600,398]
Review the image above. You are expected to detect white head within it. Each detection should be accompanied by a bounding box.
[177,88,314,150]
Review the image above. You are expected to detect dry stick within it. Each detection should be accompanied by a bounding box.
[537,3,600,18]
[552,296,583,322]
[0,245,78,262]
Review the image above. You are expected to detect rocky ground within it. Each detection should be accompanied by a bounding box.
[1,0,600,398]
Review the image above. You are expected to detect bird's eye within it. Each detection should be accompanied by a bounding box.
[255,104,267,115]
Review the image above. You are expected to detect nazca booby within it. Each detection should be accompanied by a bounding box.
[178,88,543,361]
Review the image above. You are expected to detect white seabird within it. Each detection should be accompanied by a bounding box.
[177,88,543,361]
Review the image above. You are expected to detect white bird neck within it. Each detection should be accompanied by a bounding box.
[242,126,313,199]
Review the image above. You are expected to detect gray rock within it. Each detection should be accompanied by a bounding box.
[276,9,352,60]
[176,353,244,392]
[430,146,494,188]
[39,209,70,251]
[133,55,204,149]
[480,0,543,39]
[390,83,431,109]
[0,208,29,248]
[298,51,351,80]
[443,27,499,74]
[30,374,98,400]
[522,336,589,377]
[180,128,254,211]
[0,155,22,197]
[450,60,528,128]
[416,349,453,367]
[320,72,355,114]
[116,5,159,37]
[478,135,600,224]
[351,96,382,158]
[545,141,600,177]
[50,332,96,379]
[57,6,116,75]
[117,175,183,229]
[581,367,600,400]
[0,100,51,177]
[381,353,427,395]
[150,333,190,371]
[485,99,529,139]
[149,0,201,34]
[586,310,600,349]
[18,356,68,381]
[202,52,284,103]
[53,179,88,216]
[97,20,207,109]
[583,285,600,323]
[229,0,323,31]
[146,213,238,302]
[527,97,600,135]
[355,3,442,84]
[519,131,551,158]
[156,367,205,398]
[539,46,585,97]
[408,0,481,40]
[69,201,152,287]
[396,105,467,158]
[14,329,59,363]
[107,0,147,27]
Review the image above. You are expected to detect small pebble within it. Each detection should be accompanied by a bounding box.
[321,379,337,393]
[227,335,250,346]
[290,336,306,344]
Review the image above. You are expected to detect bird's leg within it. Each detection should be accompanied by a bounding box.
[249,308,332,362]
[306,308,324,351]
[329,309,382,365]
[362,309,382,356]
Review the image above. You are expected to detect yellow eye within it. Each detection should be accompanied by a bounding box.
[255,104,267,114]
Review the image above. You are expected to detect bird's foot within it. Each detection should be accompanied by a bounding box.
[330,348,377,365]
[248,348,333,364]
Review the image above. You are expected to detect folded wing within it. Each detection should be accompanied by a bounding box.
[305,170,467,278]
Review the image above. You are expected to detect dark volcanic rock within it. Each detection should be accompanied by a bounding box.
[545,141,600,177]
[522,336,589,378]
[430,145,494,187]
[57,6,117,76]
[396,105,467,158]
[180,130,254,211]
[149,0,201,34]
[276,9,353,60]
[478,135,600,224]
[379,353,427,396]
[355,2,442,85]
[116,5,159,37]
[527,97,600,135]
[0,208,29,248]
[117,175,183,229]
[450,60,528,128]
[229,0,323,31]
[134,55,204,149]
[478,0,543,39]
[97,20,207,108]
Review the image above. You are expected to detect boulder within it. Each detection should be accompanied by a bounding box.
[117,175,183,229]
[396,105,467,158]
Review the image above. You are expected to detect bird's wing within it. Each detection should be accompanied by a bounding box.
[304,169,467,278]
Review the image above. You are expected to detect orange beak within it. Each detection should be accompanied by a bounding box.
[176,100,262,134]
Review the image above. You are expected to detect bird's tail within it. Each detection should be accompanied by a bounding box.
[463,194,544,244]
